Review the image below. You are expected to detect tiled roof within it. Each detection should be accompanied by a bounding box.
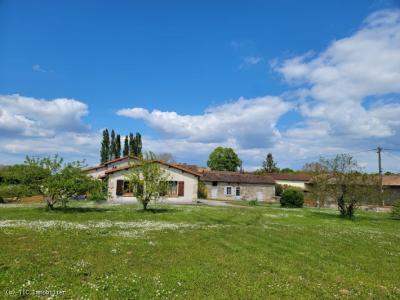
[104,160,201,177]
[201,171,275,184]
[383,175,400,186]
[269,173,312,182]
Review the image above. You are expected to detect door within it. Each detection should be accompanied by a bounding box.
[256,192,264,201]
[211,188,218,199]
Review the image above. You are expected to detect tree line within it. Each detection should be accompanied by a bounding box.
[100,129,142,164]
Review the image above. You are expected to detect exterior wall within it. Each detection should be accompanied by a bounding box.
[385,186,400,205]
[275,180,307,190]
[86,158,136,179]
[108,164,198,203]
[204,181,275,201]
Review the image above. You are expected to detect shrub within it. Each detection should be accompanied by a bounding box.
[275,184,283,197]
[197,181,208,199]
[280,188,304,208]
[248,199,258,206]
[392,201,400,219]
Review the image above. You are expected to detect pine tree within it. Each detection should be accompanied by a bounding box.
[115,134,121,159]
[123,135,129,157]
[129,133,135,156]
[100,129,110,164]
[262,153,279,173]
[110,130,116,160]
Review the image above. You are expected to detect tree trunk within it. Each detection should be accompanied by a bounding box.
[143,200,148,210]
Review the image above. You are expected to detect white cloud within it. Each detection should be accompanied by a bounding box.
[117,96,292,149]
[0,94,99,165]
[0,94,89,137]
[240,56,263,68]
[275,9,400,141]
[32,64,52,73]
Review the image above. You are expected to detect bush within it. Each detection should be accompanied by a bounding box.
[197,181,208,199]
[392,201,400,219]
[248,199,258,206]
[280,188,304,208]
[275,184,283,197]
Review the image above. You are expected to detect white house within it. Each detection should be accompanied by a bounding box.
[85,156,200,203]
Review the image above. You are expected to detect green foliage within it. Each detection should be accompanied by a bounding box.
[115,134,121,159]
[248,199,258,206]
[123,135,129,156]
[392,201,400,219]
[275,184,283,197]
[125,154,169,210]
[87,181,108,202]
[197,181,208,199]
[129,132,142,157]
[311,154,381,218]
[262,153,279,173]
[280,168,294,173]
[280,188,304,208]
[110,129,116,160]
[207,147,241,172]
[100,129,110,164]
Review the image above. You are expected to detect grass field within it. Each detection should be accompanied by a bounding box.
[0,202,399,299]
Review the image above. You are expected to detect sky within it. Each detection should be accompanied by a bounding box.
[1,0,400,172]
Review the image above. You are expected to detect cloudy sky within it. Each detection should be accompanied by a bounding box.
[1,1,400,172]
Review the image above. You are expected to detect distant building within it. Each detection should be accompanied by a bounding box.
[201,171,276,201]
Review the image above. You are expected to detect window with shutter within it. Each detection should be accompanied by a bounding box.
[116,180,124,196]
[178,181,184,196]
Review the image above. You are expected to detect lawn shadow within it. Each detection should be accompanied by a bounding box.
[307,209,389,223]
[136,207,179,214]
[38,207,114,214]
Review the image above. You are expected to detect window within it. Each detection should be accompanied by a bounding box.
[236,186,240,196]
[123,181,133,196]
[167,181,178,196]
[212,181,218,186]
[225,186,232,196]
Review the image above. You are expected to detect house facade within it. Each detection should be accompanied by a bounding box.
[269,173,312,190]
[201,171,276,201]
[85,156,200,202]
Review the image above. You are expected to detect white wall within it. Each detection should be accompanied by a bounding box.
[275,180,307,190]
[108,163,198,203]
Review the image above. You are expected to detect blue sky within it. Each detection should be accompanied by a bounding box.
[1,0,400,171]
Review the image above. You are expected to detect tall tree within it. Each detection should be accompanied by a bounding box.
[123,135,129,157]
[134,132,142,156]
[207,147,241,172]
[115,134,121,159]
[129,133,135,156]
[100,129,110,164]
[262,153,279,173]
[110,130,116,160]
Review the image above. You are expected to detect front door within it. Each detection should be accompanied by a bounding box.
[211,188,218,199]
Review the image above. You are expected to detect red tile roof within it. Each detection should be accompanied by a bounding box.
[201,171,275,184]
[383,175,400,186]
[103,160,201,177]
[269,173,312,182]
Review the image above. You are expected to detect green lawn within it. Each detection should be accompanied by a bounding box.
[0,202,399,299]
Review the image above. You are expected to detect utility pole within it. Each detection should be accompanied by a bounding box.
[377,146,384,206]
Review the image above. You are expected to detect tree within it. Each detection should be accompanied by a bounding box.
[207,147,241,172]
[280,168,294,173]
[25,155,100,210]
[135,132,142,157]
[302,161,327,173]
[129,133,135,156]
[124,153,169,210]
[310,154,381,218]
[115,134,121,159]
[155,152,176,163]
[123,135,129,156]
[100,129,110,164]
[110,130,116,160]
[262,153,279,173]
